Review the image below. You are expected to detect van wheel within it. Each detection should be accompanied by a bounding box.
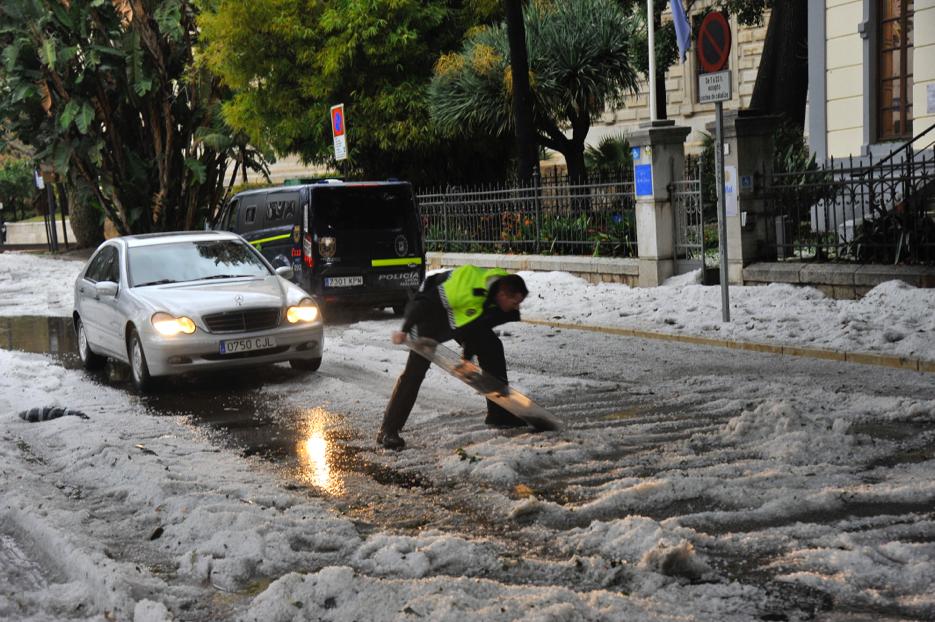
[128,329,156,393]
[290,357,322,372]
[391,304,406,316]
[76,318,105,370]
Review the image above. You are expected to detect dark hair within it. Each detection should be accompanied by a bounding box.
[493,274,528,298]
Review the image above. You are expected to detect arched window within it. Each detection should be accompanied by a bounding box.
[878,0,914,140]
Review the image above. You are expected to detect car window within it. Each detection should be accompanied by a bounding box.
[127,239,272,287]
[102,247,120,282]
[85,246,117,283]
[244,205,257,227]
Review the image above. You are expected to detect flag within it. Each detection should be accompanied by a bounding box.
[671,0,691,63]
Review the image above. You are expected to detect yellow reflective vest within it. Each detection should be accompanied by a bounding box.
[438,266,510,329]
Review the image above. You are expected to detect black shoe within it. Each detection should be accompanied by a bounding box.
[377,429,406,450]
[484,412,528,428]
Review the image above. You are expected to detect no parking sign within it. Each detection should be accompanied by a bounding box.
[330,104,347,161]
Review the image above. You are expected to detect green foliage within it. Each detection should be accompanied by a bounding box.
[584,135,633,177]
[0,0,264,234]
[0,158,34,221]
[198,0,509,185]
[429,0,639,180]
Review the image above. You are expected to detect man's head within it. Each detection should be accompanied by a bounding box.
[491,274,528,313]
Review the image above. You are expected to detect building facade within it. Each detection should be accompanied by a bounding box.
[810,0,934,161]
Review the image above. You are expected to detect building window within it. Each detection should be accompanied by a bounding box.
[878,0,913,141]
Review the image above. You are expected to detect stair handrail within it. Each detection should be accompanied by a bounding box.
[857,121,935,177]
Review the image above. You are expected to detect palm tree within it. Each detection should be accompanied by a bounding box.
[429,0,639,184]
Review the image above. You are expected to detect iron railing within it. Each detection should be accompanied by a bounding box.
[416,172,637,257]
[763,127,935,264]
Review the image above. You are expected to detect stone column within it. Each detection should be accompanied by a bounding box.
[629,120,692,287]
[713,111,779,284]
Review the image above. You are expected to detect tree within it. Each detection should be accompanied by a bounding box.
[503,0,537,181]
[429,0,640,183]
[198,0,511,186]
[0,0,262,235]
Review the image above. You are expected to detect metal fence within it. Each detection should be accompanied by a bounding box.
[669,178,707,270]
[763,143,935,265]
[416,173,637,257]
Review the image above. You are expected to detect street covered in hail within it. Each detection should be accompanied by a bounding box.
[1,250,934,622]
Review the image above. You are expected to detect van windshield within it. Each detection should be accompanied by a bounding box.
[312,186,413,231]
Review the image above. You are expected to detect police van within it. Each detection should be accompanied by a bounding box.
[213,180,425,313]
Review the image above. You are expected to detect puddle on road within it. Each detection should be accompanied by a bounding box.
[0,316,81,368]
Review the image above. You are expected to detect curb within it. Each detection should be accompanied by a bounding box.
[523,318,933,374]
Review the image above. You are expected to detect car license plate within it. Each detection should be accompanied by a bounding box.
[219,336,277,354]
[325,276,363,287]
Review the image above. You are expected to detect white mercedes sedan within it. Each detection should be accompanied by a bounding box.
[73,231,324,392]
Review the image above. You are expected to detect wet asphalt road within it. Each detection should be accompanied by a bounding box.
[3,313,935,620]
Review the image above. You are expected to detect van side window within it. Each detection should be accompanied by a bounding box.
[224,201,239,231]
[244,206,256,225]
[284,200,295,220]
[267,201,284,221]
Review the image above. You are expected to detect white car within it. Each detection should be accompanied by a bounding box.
[73,231,324,392]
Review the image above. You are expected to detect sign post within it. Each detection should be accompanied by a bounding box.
[697,11,732,323]
[330,104,348,162]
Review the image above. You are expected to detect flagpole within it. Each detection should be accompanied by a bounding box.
[647,0,657,121]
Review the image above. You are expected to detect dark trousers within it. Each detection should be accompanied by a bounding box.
[380,327,512,435]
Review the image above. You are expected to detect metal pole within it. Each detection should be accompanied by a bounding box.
[647,0,657,121]
[45,183,59,252]
[715,101,730,322]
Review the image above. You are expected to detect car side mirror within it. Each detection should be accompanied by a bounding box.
[275,266,294,280]
[95,281,118,298]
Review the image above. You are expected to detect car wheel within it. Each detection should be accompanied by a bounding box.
[290,357,322,372]
[76,318,106,370]
[128,329,155,392]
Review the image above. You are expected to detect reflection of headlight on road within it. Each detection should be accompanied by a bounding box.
[287,299,319,323]
[304,432,330,489]
[151,312,196,335]
[296,408,343,495]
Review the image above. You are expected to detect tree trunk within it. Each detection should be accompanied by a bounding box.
[564,144,587,186]
[749,1,808,127]
[504,0,538,182]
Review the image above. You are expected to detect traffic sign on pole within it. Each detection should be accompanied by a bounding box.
[330,104,347,161]
[696,11,731,74]
[696,11,733,322]
[698,70,732,103]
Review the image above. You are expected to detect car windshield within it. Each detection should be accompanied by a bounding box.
[128,239,271,287]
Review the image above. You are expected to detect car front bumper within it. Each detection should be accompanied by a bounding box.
[140,322,323,377]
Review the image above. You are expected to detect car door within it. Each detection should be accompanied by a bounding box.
[94,245,126,357]
[78,245,123,357]
[76,246,112,349]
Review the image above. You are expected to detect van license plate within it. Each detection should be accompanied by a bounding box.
[325,276,363,287]
[219,336,277,354]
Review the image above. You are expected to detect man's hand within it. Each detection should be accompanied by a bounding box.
[391,330,407,345]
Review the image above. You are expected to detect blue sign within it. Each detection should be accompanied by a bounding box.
[631,146,641,161]
[634,164,653,197]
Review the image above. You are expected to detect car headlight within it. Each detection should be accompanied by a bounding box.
[152,312,196,335]
[287,299,320,323]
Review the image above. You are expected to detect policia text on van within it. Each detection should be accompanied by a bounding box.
[213,181,425,313]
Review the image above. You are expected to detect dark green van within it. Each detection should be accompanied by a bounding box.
[213,181,424,313]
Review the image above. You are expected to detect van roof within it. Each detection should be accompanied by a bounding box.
[233,180,410,198]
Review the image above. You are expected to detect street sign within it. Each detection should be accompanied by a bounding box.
[697,11,731,74]
[330,104,347,161]
[634,164,653,197]
[698,70,732,103]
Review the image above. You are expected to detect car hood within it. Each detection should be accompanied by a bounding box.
[131,277,288,317]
